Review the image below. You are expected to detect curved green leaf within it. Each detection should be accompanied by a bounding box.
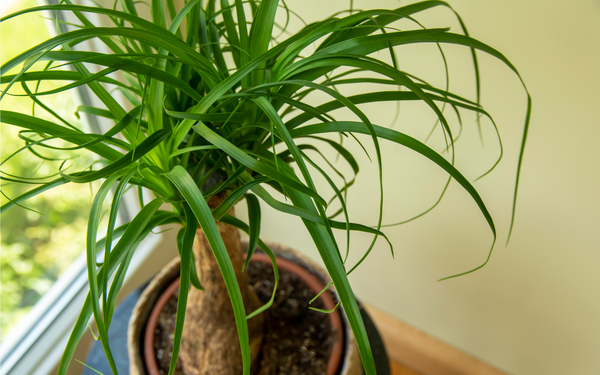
[244,193,261,271]
[291,121,496,238]
[162,165,251,375]
[218,214,279,320]
[59,129,170,184]
[192,121,327,207]
[1,111,122,161]
[168,204,197,375]
[58,202,171,375]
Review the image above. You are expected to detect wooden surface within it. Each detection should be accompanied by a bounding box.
[364,305,507,375]
[391,361,421,375]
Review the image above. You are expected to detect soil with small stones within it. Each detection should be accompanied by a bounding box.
[151,259,337,375]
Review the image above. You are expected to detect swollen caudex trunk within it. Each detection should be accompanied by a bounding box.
[179,195,264,375]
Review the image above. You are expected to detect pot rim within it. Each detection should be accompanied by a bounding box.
[143,276,181,375]
[143,252,345,375]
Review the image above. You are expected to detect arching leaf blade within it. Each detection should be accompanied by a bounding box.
[162,165,251,375]
[58,202,171,375]
[192,121,327,207]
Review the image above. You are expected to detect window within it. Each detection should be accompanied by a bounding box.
[1,1,156,374]
[1,0,100,343]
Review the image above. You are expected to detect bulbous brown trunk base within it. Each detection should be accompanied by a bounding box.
[179,196,264,375]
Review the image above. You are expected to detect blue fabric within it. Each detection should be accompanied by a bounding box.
[82,287,144,375]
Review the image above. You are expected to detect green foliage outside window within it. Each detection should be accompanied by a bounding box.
[1,0,102,339]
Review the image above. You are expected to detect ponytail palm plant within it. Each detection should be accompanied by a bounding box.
[0,0,530,374]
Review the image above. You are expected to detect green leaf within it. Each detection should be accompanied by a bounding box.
[316,2,451,50]
[40,51,204,102]
[192,121,327,207]
[300,150,352,262]
[58,204,173,375]
[248,0,279,85]
[301,136,359,174]
[86,173,122,374]
[103,166,141,326]
[168,204,196,375]
[59,129,171,184]
[176,223,203,291]
[220,0,241,67]
[234,0,250,87]
[248,0,279,59]
[151,0,166,29]
[162,165,251,375]
[212,179,267,221]
[291,121,496,240]
[169,17,330,149]
[169,145,219,159]
[76,105,116,120]
[244,194,261,271]
[0,70,133,92]
[1,177,68,213]
[164,109,244,123]
[219,214,279,320]
[74,360,105,375]
[1,111,122,161]
[282,186,376,375]
[1,27,219,93]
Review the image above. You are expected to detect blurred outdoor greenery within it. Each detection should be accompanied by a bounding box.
[1,0,108,341]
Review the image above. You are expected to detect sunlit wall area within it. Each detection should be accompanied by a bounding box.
[237,1,600,374]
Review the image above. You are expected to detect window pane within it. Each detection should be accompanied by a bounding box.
[1,0,109,341]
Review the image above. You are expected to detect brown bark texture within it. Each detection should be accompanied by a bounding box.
[179,195,264,375]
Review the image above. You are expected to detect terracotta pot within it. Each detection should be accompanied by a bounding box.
[143,276,180,375]
[128,241,362,375]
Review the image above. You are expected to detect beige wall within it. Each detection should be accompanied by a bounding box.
[234,1,600,374]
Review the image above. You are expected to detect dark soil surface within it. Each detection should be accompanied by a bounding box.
[152,259,337,375]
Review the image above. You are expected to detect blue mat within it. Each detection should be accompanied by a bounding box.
[82,287,144,375]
